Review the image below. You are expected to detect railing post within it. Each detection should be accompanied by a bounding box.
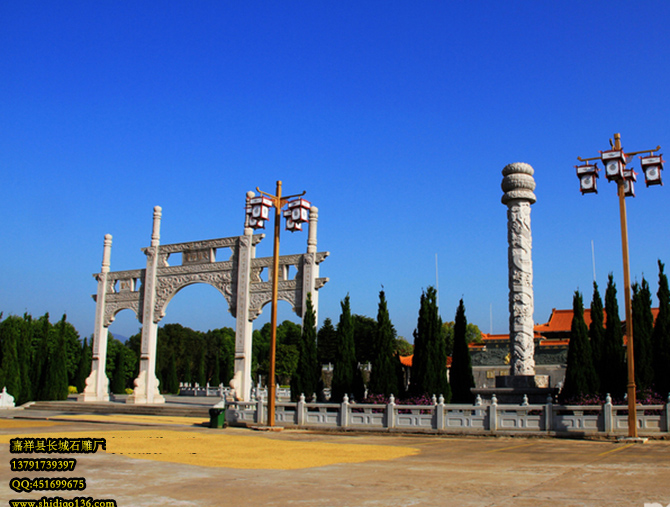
[436,394,445,430]
[664,394,670,433]
[387,394,396,429]
[257,394,265,425]
[544,395,553,433]
[297,393,306,426]
[340,394,350,428]
[603,393,613,434]
[489,394,498,432]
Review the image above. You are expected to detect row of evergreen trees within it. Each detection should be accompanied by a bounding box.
[328,286,476,404]
[562,261,670,401]
[0,313,90,405]
[1,287,478,405]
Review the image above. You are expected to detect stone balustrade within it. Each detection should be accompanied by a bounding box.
[223,393,670,436]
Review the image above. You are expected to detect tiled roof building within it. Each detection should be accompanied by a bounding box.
[398,307,658,391]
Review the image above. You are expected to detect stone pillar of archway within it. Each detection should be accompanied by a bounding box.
[302,205,320,322]
[79,234,112,402]
[127,206,165,404]
[233,221,255,402]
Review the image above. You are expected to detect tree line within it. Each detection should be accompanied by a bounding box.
[328,287,476,404]
[0,313,90,405]
[562,260,670,402]
[0,287,478,405]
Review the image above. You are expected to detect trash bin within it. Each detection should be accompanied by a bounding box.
[209,408,226,429]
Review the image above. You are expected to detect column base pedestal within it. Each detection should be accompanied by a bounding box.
[472,375,557,404]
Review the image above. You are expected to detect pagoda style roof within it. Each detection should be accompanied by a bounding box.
[398,354,452,368]
[534,307,659,335]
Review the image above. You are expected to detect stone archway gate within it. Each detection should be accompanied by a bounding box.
[80,204,328,404]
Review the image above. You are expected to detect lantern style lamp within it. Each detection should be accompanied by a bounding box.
[576,134,664,440]
[283,208,303,232]
[622,169,637,197]
[640,154,664,186]
[288,198,311,223]
[284,198,310,232]
[576,163,599,194]
[246,196,273,230]
[601,149,626,181]
[250,196,273,220]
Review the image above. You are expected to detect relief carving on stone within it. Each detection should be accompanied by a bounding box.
[502,162,537,377]
[153,271,233,323]
[104,300,142,327]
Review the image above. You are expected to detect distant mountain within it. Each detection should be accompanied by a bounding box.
[111,332,129,343]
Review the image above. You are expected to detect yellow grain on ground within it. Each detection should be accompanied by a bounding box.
[52,414,207,426]
[0,429,419,470]
[0,419,62,429]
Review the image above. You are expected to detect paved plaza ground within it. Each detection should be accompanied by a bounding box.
[1,407,669,507]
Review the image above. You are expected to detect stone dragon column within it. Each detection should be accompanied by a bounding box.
[501,163,537,379]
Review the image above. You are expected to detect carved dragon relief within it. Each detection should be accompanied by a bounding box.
[504,172,536,376]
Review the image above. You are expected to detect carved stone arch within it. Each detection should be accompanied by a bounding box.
[104,302,142,328]
[153,274,233,323]
[248,288,300,321]
[84,205,328,405]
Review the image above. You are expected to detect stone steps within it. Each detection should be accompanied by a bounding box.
[22,401,212,418]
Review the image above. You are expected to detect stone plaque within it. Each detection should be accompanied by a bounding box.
[183,248,214,265]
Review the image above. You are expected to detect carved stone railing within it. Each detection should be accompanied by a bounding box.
[223,394,670,436]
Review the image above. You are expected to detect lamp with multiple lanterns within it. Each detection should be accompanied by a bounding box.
[576,133,663,440]
[577,141,663,195]
[246,195,311,232]
[245,182,310,427]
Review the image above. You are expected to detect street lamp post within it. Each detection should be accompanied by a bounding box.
[576,133,664,439]
[246,181,310,426]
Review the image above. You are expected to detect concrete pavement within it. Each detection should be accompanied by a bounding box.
[2,407,669,507]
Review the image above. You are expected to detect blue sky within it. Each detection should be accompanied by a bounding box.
[1,1,669,342]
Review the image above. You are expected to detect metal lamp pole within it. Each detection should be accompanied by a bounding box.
[254,181,306,427]
[577,133,663,439]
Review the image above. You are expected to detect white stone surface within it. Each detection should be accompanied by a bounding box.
[84,199,329,405]
[502,162,537,376]
[0,387,15,409]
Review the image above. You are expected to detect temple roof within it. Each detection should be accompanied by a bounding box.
[534,307,659,334]
[398,354,452,368]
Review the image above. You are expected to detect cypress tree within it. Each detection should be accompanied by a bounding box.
[450,299,475,403]
[211,351,221,387]
[317,318,338,365]
[165,354,179,394]
[631,279,654,391]
[0,316,23,404]
[32,313,51,401]
[18,315,34,404]
[652,260,670,396]
[195,348,206,387]
[111,348,126,394]
[601,274,626,397]
[410,287,449,400]
[369,289,398,397]
[292,293,319,401]
[589,282,605,383]
[561,291,599,401]
[331,295,356,402]
[43,315,69,400]
[75,338,92,393]
[353,314,376,365]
